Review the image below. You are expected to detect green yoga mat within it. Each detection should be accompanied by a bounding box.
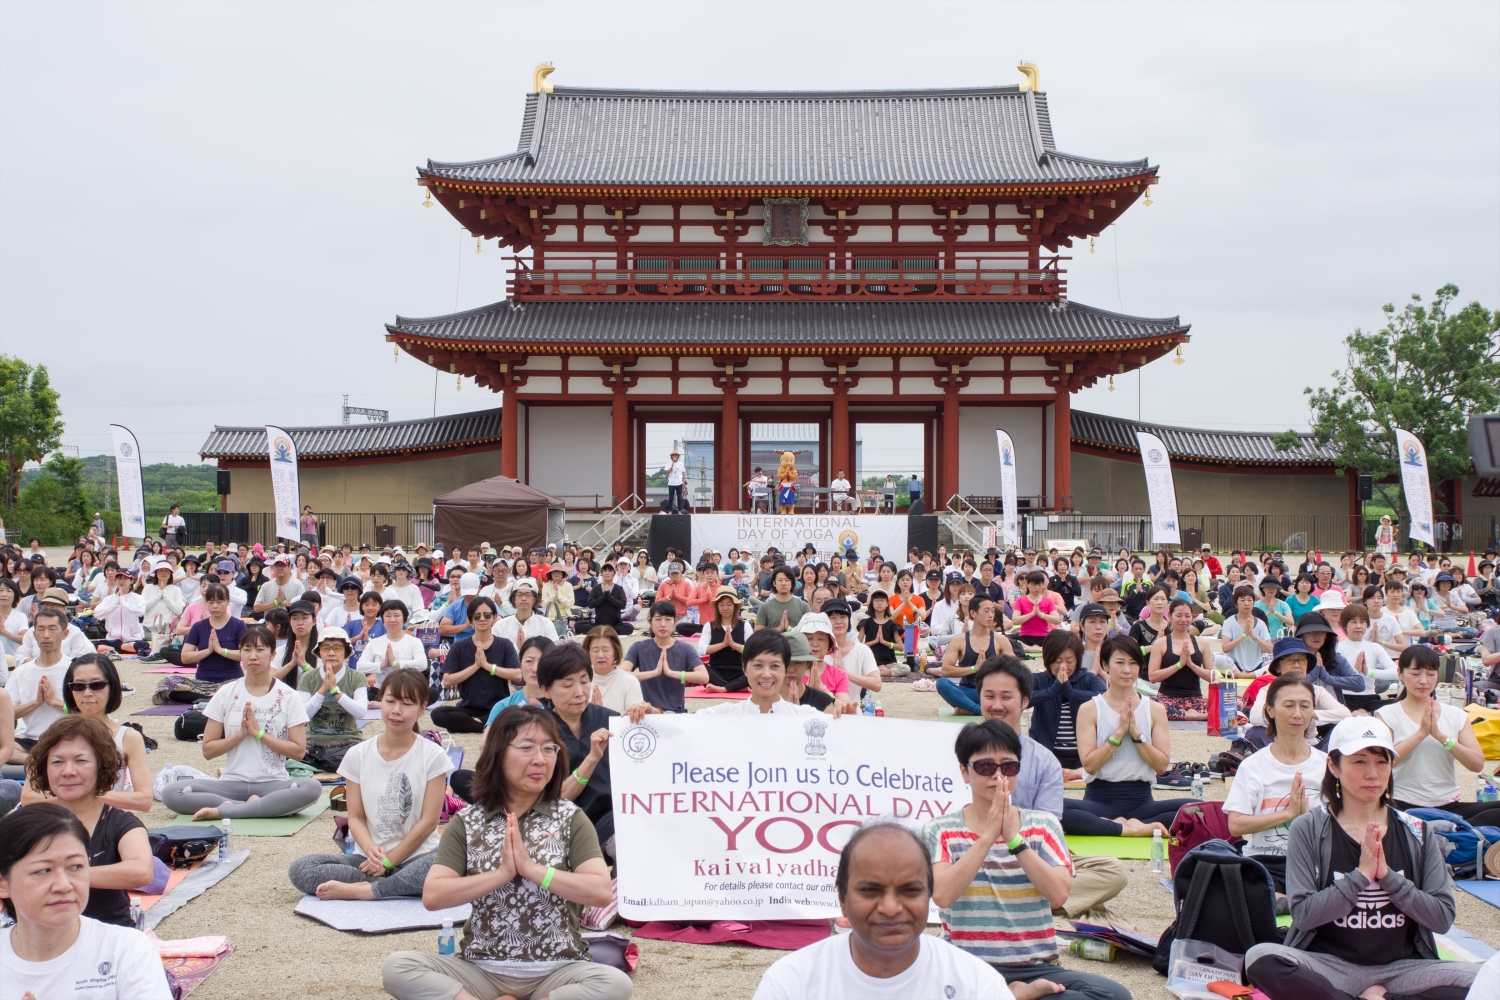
[169,793,330,836]
[936,706,980,725]
[1065,835,1155,860]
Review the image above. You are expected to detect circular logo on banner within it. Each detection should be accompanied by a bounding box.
[118,442,133,458]
[1402,440,1424,466]
[272,437,295,463]
[1147,448,1164,464]
[837,530,858,550]
[621,724,657,761]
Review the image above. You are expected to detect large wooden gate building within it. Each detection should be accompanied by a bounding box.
[387,70,1190,511]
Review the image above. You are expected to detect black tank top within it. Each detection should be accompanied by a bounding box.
[1158,633,1204,698]
[707,622,747,671]
[958,629,999,688]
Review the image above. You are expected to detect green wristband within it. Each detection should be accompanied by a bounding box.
[255,728,266,741]
[381,856,394,871]
[541,866,556,891]
[1444,736,1457,751]
[1107,735,1122,747]
[1006,834,1025,852]
[572,769,588,785]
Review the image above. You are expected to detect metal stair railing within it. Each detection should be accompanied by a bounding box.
[940,494,998,554]
[571,494,650,551]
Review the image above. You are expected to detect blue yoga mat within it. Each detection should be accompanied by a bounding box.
[1457,880,1500,909]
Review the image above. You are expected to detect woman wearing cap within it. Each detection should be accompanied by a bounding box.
[92,566,145,656]
[1242,638,1350,751]
[1376,645,1485,814]
[21,655,151,814]
[385,562,424,618]
[1375,514,1398,556]
[138,558,184,649]
[1226,669,1329,899]
[1244,715,1477,998]
[585,562,632,636]
[271,600,321,685]
[296,626,369,747]
[289,669,451,901]
[699,587,753,692]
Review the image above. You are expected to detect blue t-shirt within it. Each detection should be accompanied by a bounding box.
[441,600,473,644]
[184,617,248,684]
[345,618,387,673]
[486,689,532,726]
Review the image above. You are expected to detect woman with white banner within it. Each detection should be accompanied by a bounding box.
[699,630,823,717]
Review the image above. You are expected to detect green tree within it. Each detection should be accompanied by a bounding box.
[11,454,90,544]
[1276,284,1500,514]
[0,355,63,511]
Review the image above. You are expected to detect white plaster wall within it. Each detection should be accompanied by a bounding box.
[526,404,611,498]
[957,406,1045,499]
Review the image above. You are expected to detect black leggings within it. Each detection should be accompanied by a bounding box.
[429,705,488,734]
[450,769,475,803]
[1061,779,1193,836]
[705,662,748,691]
[1051,747,1081,770]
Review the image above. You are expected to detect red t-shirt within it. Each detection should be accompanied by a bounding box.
[1015,592,1060,637]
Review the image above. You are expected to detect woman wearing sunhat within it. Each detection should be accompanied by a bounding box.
[540,564,575,623]
[1374,513,1398,556]
[1242,637,1350,751]
[698,586,753,691]
[1294,614,1365,707]
[295,626,369,747]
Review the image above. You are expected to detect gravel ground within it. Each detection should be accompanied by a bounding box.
[108,635,1500,1000]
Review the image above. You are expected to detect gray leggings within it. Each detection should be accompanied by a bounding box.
[1246,943,1477,999]
[382,953,631,1000]
[288,851,435,899]
[161,776,323,819]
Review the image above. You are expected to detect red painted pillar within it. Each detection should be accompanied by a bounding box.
[1054,387,1072,511]
[720,389,739,511]
[831,385,850,489]
[611,388,630,505]
[502,387,518,479]
[943,387,960,509]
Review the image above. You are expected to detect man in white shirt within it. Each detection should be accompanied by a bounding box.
[745,466,771,513]
[829,468,854,511]
[254,554,305,612]
[6,606,72,749]
[495,579,558,646]
[663,449,686,514]
[753,822,1012,1000]
[14,590,94,666]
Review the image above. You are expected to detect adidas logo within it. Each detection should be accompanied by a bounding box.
[1361,729,1378,739]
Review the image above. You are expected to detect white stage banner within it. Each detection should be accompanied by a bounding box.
[610,713,969,921]
[1135,431,1182,546]
[264,426,300,542]
[690,513,908,561]
[1395,428,1435,547]
[109,424,146,541]
[996,430,1020,547]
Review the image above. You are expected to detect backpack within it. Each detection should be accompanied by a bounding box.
[1168,801,1243,876]
[174,710,209,742]
[1152,839,1281,975]
[149,824,223,868]
[1405,807,1500,878]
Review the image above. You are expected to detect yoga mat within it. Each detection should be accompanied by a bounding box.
[1065,836,1154,860]
[137,868,192,912]
[632,919,830,950]
[1437,925,1497,963]
[144,851,249,930]
[684,687,752,700]
[294,894,471,932]
[1457,880,1500,909]
[133,703,195,717]
[936,706,979,724]
[162,944,234,998]
[143,666,197,674]
[168,793,330,836]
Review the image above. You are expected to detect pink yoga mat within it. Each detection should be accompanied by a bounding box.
[683,687,752,700]
[143,667,197,674]
[631,919,830,950]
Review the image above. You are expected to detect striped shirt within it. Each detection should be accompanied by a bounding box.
[1054,699,1078,751]
[923,808,1072,966]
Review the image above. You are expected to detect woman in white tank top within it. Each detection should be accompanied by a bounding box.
[1377,645,1484,812]
[1063,636,1194,837]
[46,654,151,812]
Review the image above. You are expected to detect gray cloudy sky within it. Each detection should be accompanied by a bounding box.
[1,1,1496,465]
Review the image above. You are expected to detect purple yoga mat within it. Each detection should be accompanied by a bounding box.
[132,703,195,716]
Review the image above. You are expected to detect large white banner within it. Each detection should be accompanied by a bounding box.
[690,513,908,561]
[1395,428,1435,547]
[109,424,146,542]
[264,426,300,542]
[610,714,969,920]
[996,430,1020,547]
[1135,431,1181,546]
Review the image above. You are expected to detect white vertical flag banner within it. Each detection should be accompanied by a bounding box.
[1135,430,1181,546]
[1394,428,1435,547]
[265,426,301,541]
[109,424,146,541]
[996,430,1020,547]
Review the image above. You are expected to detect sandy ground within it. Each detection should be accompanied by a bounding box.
[107,640,1500,1000]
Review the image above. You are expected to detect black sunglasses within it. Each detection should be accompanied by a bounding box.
[69,680,109,692]
[966,759,1021,778]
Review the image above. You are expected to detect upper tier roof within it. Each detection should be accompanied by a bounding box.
[419,86,1154,189]
[386,299,1186,351]
[200,409,502,462]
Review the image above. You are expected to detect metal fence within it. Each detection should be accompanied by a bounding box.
[178,513,434,549]
[1024,513,1500,555]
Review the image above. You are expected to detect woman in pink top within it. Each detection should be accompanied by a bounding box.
[1013,570,1063,647]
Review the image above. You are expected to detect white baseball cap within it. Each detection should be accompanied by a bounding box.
[459,572,481,596]
[1317,589,1347,610]
[1327,716,1394,756]
[512,577,539,595]
[795,612,834,639]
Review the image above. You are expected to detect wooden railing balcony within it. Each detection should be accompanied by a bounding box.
[507,252,1067,301]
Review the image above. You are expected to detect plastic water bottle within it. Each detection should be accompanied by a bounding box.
[863,698,875,717]
[1191,774,1205,800]
[1149,829,1165,874]
[1069,939,1116,962]
[219,819,232,861]
[1481,780,1499,803]
[873,701,885,718]
[437,920,457,956]
[343,830,356,855]
[130,898,145,932]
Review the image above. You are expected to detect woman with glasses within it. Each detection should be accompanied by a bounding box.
[20,655,150,813]
[288,669,452,901]
[430,597,519,734]
[381,703,630,1000]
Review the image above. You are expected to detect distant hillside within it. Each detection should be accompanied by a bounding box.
[22,456,220,514]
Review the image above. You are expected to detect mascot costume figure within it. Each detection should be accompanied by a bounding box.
[776,452,798,514]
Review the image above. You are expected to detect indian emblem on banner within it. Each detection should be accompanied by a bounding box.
[802,718,828,759]
[1147,448,1164,464]
[272,437,295,463]
[621,723,658,761]
[118,442,133,458]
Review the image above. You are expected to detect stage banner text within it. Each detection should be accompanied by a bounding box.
[689,513,907,560]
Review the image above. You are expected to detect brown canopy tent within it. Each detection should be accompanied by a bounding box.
[432,477,565,554]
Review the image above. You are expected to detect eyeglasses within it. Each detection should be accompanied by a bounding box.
[471,612,496,621]
[966,758,1021,777]
[68,680,109,692]
[509,741,561,759]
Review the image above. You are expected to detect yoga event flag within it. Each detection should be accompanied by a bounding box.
[1135,430,1181,546]
[1395,428,1435,547]
[109,424,146,541]
[264,425,300,541]
[996,429,1020,546]
[689,513,908,562]
[609,713,969,921]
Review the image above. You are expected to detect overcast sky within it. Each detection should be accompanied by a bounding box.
[1,0,1496,467]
